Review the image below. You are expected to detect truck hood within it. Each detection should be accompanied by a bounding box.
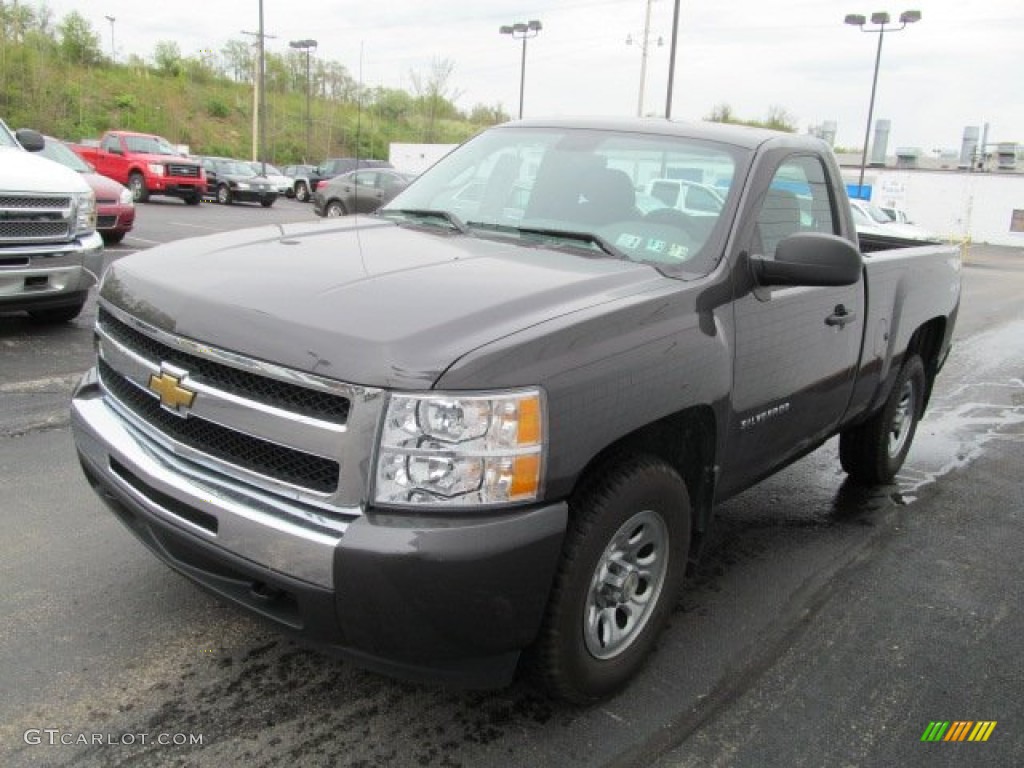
[0,146,91,193]
[135,153,199,167]
[99,217,666,389]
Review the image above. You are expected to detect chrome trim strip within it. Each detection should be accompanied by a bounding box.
[73,388,348,588]
[99,298,380,401]
[97,326,349,458]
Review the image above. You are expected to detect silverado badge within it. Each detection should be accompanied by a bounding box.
[148,364,196,414]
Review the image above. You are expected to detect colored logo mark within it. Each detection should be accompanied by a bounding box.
[921,721,997,742]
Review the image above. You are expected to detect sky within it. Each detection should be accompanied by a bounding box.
[30,0,1024,153]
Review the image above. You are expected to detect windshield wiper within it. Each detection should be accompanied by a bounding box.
[466,222,627,260]
[377,208,469,234]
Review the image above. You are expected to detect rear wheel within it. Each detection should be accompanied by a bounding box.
[184,192,201,206]
[840,355,926,484]
[295,181,310,202]
[128,172,148,203]
[260,198,275,208]
[325,200,346,217]
[532,455,690,704]
[216,185,232,205]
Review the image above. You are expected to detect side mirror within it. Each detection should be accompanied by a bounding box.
[750,232,862,287]
[15,128,45,152]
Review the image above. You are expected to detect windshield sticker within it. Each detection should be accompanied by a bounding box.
[615,232,690,260]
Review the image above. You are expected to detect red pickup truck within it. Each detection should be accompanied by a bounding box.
[73,131,205,205]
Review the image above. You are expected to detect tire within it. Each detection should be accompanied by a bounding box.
[260,198,275,208]
[216,185,232,205]
[295,181,310,202]
[128,172,148,203]
[840,355,926,484]
[29,302,85,323]
[102,231,126,244]
[184,193,201,206]
[532,455,691,704]
[325,200,346,217]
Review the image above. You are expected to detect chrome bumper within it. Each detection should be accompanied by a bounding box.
[72,368,353,588]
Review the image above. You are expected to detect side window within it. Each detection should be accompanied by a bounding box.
[755,155,836,257]
[352,171,377,188]
[102,135,121,153]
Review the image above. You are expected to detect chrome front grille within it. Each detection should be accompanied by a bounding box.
[0,194,73,244]
[94,302,382,514]
[166,163,201,178]
[99,359,340,493]
[99,308,350,424]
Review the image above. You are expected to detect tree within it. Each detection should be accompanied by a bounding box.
[468,103,509,126]
[153,40,182,77]
[221,39,252,83]
[57,10,102,66]
[409,57,462,142]
[705,102,797,133]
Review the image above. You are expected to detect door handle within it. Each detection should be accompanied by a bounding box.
[825,304,857,328]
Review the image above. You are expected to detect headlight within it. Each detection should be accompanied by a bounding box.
[374,389,544,508]
[73,190,96,235]
[119,187,134,206]
[147,163,166,176]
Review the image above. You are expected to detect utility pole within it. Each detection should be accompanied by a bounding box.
[241,0,275,170]
[104,16,116,62]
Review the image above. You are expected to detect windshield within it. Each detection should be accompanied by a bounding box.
[0,122,17,148]
[383,125,745,276]
[859,201,893,225]
[37,138,92,172]
[123,135,180,156]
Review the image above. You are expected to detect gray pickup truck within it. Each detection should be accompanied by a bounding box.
[1,120,104,322]
[72,118,960,703]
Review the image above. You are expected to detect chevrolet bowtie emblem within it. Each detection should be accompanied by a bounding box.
[148,365,196,414]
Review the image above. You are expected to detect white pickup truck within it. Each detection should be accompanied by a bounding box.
[0,119,104,322]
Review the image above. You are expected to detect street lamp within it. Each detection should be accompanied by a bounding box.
[289,39,318,162]
[104,15,116,62]
[499,20,542,120]
[845,10,921,198]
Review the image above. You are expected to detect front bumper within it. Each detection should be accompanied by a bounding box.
[71,368,567,686]
[97,203,136,235]
[0,231,103,312]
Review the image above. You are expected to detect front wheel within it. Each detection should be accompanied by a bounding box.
[216,185,232,205]
[295,181,310,202]
[840,355,926,484]
[531,455,690,704]
[260,198,274,208]
[29,302,85,323]
[128,172,148,203]
[184,192,201,206]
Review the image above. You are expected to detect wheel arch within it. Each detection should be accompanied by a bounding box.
[565,405,717,569]
[904,316,946,413]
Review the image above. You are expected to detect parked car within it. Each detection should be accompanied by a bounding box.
[199,157,277,207]
[879,205,912,225]
[71,130,203,205]
[0,118,103,322]
[312,169,415,217]
[37,136,134,244]
[642,178,725,215]
[248,161,292,197]
[292,158,393,202]
[850,199,937,242]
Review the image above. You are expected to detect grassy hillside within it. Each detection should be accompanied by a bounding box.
[0,9,501,164]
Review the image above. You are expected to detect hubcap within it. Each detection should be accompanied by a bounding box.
[888,378,916,459]
[584,509,669,660]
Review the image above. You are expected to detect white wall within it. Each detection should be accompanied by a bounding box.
[388,143,456,175]
[847,169,1024,246]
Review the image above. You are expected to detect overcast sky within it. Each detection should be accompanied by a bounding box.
[34,0,1024,152]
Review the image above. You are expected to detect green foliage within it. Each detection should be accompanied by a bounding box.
[706,102,798,133]
[206,98,231,119]
[0,7,496,164]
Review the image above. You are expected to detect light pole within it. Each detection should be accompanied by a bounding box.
[104,15,116,62]
[627,0,662,117]
[845,10,921,197]
[499,20,542,120]
[289,39,317,162]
